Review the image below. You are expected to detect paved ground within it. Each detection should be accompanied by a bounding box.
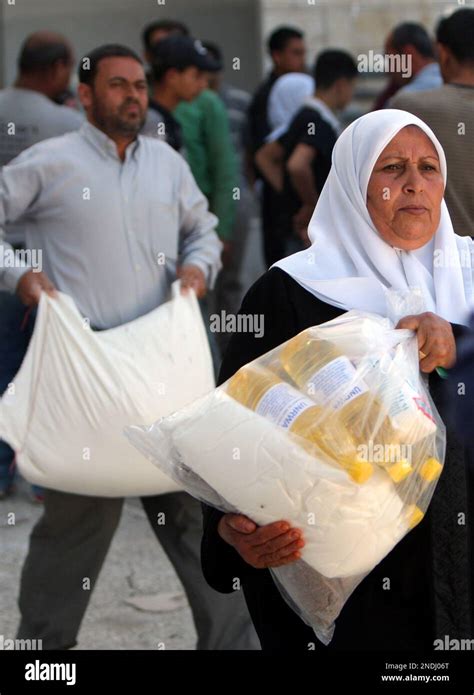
[0,215,265,650]
[1,483,197,650]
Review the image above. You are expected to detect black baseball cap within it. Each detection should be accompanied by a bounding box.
[151,35,221,73]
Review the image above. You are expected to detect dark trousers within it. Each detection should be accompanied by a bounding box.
[0,292,43,496]
[0,293,34,491]
[261,183,293,268]
[261,184,286,268]
[17,489,258,649]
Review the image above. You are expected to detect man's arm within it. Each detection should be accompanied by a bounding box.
[286,143,319,240]
[177,157,223,297]
[287,143,318,208]
[255,140,285,193]
[0,146,56,303]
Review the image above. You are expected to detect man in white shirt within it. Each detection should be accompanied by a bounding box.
[0,31,83,500]
[0,31,83,168]
[384,22,442,103]
[1,44,257,650]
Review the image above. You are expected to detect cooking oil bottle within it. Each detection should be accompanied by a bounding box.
[226,362,373,483]
[278,330,414,483]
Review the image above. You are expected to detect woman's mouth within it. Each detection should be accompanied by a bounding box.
[399,206,428,216]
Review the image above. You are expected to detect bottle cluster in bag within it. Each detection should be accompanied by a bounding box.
[226,328,443,530]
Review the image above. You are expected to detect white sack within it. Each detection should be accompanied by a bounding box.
[129,389,407,579]
[0,282,214,497]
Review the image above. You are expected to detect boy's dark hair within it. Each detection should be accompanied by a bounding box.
[142,19,189,51]
[152,60,183,83]
[313,49,358,89]
[267,26,304,54]
[436,8,474,64]
[78,44,143,86]
[391,22,435,59]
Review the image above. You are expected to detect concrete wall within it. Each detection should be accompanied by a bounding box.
[0,0,261,91]
[258,0,462,116]
[260,0,458,69]
[1,0,467,95]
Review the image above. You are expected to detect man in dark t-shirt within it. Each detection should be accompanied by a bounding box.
[244,27,306,267]
[279,108,337,216]
[279,50,358,245]
[245,27,306,158]
[147,97,184,151]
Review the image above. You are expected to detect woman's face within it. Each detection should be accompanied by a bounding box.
[366,125,444,251]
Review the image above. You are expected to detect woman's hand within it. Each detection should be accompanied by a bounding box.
[218,513,305,569]
[396,312,456,373]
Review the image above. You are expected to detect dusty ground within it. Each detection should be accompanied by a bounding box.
[1,483,197,650]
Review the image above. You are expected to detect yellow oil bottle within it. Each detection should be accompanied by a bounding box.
[227,362,373,483]
[279,331,413,483]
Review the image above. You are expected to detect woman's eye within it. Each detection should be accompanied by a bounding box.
[383,164,402,171]
[422,165,436,171]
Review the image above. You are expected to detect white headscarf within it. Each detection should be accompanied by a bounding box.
[273,109,474,326]
[266,72,315,142]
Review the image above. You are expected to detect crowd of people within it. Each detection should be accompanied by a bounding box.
[1,6,474,651]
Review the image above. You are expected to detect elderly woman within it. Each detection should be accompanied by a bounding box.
[201,110,474,651]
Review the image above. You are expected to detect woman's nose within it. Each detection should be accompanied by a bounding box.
[402,165,424,194]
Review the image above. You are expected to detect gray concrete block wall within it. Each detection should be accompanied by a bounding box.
[258,0,456,116]
[260,0,455,69]
[0,1,457,91]
[0,0,261,90]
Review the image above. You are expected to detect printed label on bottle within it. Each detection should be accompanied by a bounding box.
[387,380,436,440]
[255,382,315,429]
[305,356,369,411]
[356,356,436,442]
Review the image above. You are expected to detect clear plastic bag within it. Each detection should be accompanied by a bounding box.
[125,298,445,645]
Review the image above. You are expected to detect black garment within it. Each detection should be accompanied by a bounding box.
[279,106,338,219]
[444,314,474,621]
[245,72,283,267]
[201,267,473,651]
[260,182,290,268]
[245,71,278,153]
[445,311,474,442]
[149,98,183,152]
